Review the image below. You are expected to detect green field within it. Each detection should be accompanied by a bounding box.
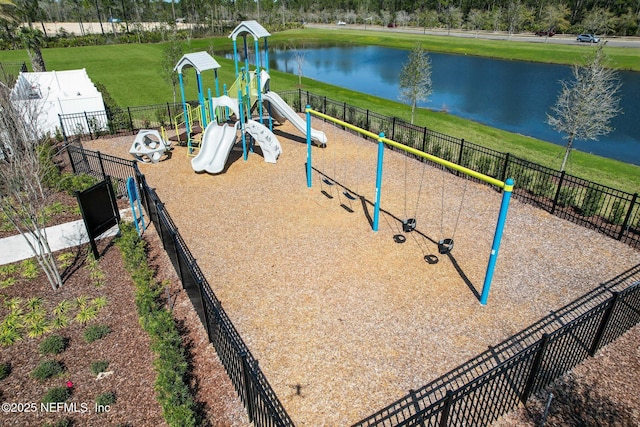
[1,28,639,192]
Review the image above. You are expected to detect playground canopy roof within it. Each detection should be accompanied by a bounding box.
[228,20,271,41]
[173,52,221,74]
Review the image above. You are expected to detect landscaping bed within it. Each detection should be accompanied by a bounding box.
[0,188,248,426]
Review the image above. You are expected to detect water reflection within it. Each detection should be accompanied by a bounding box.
[227,45,640,166]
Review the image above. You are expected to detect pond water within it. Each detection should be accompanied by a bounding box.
[229,45,640,166]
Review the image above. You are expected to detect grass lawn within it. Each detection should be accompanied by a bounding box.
[1,29,638,192]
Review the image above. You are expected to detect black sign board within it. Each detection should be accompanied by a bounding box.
[76,176,120,258]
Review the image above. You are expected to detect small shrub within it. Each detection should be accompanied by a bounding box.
[20,259,39,279]
[581,186,604,217]
[90,360,110,375]
[91,296,108,310]
[58,173,98,196]
[533,175,555,198]
[556,187,577,208]
[0,263,18,277]
[86,252,106,287]
[0,362,11,380]
[0,277,16,289]
[42,386,71,403]
[24,308,52,338]
[608,200,626,225]
[95,391,116,410]
[31,359,65,381]
[57,252,76,270]
[39,334,68,355]
[0,325,22,346]
[83,324,111,343]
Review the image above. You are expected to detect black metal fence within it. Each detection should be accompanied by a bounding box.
[352,267,640,427]
[277,89,640,250]
[58,91,639,249]
[67,144,136,197]
[59,101,189,139]
[135,171,294,427]
[67,144,640,427]
[65,145,293,426]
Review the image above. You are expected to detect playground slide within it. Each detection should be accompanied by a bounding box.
[245,120,282,163]
[191,121,239,174]
[262,91,328,145]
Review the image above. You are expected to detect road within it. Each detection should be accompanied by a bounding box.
[305,23,640,48]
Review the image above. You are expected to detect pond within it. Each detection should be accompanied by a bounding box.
[229,45,640,167]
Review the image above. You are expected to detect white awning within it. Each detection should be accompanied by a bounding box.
[228,20,271,41]
[173,52,221,74]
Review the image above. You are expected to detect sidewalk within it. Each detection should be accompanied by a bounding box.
[0,209,131,265]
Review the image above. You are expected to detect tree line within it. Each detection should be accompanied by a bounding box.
[1,0,639,51]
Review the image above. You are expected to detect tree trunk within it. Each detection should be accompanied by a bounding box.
[560,135,575,172]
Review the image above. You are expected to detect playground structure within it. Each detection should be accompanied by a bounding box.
[172,20,326,174]
[305,107,514,305]
[128,129,171,163]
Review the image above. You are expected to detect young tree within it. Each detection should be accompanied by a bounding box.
[0,82,63,290]
[398,44,432,124]
[291,45,306,88]
[161,31,184,103]
[546,43,622,172]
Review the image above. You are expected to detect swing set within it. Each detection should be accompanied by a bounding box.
[305,106,514,305]
[319,124,361,212]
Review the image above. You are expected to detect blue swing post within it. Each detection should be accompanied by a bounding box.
[306,105,312,188]
[372,133,385,232]
[480,178,514,305]
[304,107,515,306]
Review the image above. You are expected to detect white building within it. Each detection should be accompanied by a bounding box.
[11,69,106,137]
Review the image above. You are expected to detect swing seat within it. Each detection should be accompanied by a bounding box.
[322,178,335,186]
[424,254,439,264]
[438,238,454,254]
[393,234,406,243]
[321,190,333,199]
[402,218,417,233]
[343,191,357,201]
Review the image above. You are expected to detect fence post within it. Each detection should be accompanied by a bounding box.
[422,127,428,152]
[171,230,183,282]
[324,96,327,114]
[83,112,94,140]
[127,107,134,131]
[618,193,638,241]
[391,117,396,140]
[366,109,370,130]
[439,390,454,427]
[456,138,465,177]
[343,102,347,121]
[97,151,106,179]
[166,103,172,127]
[155,202,165,243]
[522,333,550,403]
[58,114,68,145]
[550,171,566,215]
[68,148,78,176]
[589,292,620,356]
[241,352,255,423]
[500,153,511,184]
[410,389,425,427]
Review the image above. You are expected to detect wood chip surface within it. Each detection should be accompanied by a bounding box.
[82,117,640,426]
